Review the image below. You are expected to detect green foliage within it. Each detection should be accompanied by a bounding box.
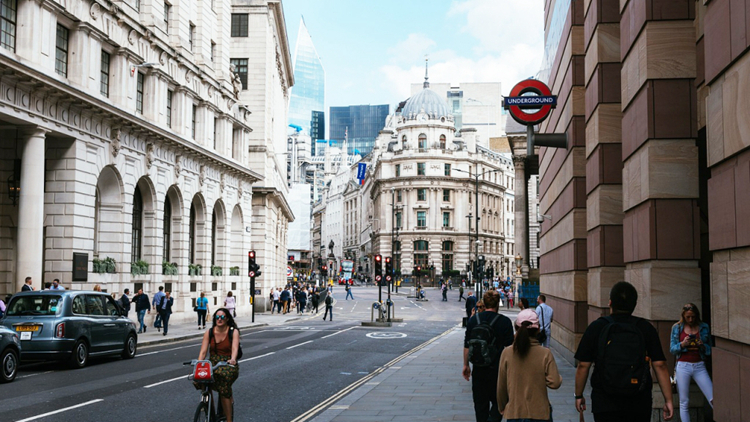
[131,260,149,276]
[229,266,240,276]
[162,261,178,276]
[211,265,222,276]
[92,257,116,274]
[188,263,202,276]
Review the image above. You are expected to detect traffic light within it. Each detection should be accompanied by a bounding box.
[321,265,328,277]
[374,255,382,279]
[248,251,261,277]
[385,257,392,277]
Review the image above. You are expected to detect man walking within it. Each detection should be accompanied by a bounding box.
[535,294,553,348]
[442,283,448,301]
[322,292,334,321]
[465,291,477,318]
[131,289,150,333]
[462,290,514,422]
[272,288,280,314]
[574,281,674,422]
[152,286,165,332]
[345,283,354,300]
[458,284,465,301]
[157,291,174,336]
[21,277,33,291]
[119,289,131,318]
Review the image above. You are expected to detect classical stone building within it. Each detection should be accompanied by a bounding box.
[0,0,291,320]
[537,0,750,419]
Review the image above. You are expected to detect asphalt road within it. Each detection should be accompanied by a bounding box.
[2,286,470,422]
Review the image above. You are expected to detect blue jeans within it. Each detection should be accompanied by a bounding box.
[346,290,354,300]
[137,309,147,332]
[676,361,713,422]
[160,311,171,334]
[323,306,333,320]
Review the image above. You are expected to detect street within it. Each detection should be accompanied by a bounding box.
[2,286,470,422]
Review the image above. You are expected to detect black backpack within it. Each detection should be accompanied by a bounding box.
[210,327,243,360]
[593,316,650,396]
[325,295,333,306]
[467,313,502,367]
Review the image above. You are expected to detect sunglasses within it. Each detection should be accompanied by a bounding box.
[683,305,697,311]
[215,315,227,320]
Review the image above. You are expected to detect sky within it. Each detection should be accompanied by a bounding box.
[282,0,546,112]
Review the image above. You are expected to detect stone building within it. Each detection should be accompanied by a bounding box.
[0,0,291,320]
[537,0,750,419]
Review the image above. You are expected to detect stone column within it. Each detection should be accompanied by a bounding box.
[16,127,49,291]
[513,156,528,276]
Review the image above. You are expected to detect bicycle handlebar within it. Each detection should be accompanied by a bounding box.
[183,359,235,368]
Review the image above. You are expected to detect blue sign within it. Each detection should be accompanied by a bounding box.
[503,96,557,108]
[357,163,367,179]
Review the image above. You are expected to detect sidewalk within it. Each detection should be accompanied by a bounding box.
[310,324,593,422]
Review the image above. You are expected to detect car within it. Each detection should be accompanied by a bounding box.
[1,290,138,368]
[0,325,21,382]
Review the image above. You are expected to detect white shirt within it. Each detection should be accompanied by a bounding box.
[272,290,280,301]
[225,296,236,309]
[535,303,553,332]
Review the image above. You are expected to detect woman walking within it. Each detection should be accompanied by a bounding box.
[224,291,236,318]
[196,292,209,329]
[670,303,713,421]
[497,308,562,422]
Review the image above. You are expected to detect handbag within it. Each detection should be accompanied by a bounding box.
[193,305,198,312]
[536,306,548,343]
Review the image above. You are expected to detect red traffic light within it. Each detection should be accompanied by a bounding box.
[248,251,256,259]
[322,265,327,270]
[416,266,421,271]
[385,257,391,264]
[375,255,382,262]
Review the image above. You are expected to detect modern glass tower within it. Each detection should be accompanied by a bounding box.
[288,18,325,137]
[329,104,389,156]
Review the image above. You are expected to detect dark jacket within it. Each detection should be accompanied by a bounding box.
[280,290,291,301]
[132,293,150,312]
[22,284,32,291]
[465,295,477,317]
[119,294,131,313]
[158,296,174,315]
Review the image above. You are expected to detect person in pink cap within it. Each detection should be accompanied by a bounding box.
[496,308,562,422]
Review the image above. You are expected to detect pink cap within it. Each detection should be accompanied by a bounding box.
[516,309,540,329]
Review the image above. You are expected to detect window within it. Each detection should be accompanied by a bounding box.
[189,23,195,51]
[443,212,450,228]
[442,254,453,272]
[163,196,171,262]
[231,14,248,37]
[164,3,170,32]
[396,190,402,202]
[189,203,196,263]
[192,104,197,139]
[230,58,248,90]
[211,208,217,266]
[55,24,69,77]
[414,240,428,269]
[444,163,451,176]
[395,164,400,177]
[166,90,173,128]
[211,41,216,62]
[417,163,425,176]
[0,0,17,52]
[414,240,428,251]
[213,117,218,149]
[418,133,427,149]
[85,295,105,316]
[131,185,143,261]
[440,135,446,149]
[395,212,402,229]
[443,189,450,201]
[100,51,110,97]
[417,211,426,227]
[417,188,426,201]
[136,72,144,114]
[135,0,140,11]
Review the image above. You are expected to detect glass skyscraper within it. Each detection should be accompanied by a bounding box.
[288,18,325,137]
[329,104,389,157]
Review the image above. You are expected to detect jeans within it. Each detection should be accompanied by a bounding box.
[272,300,279,313]
[346,290,354,300]
[471,367,501,422]
[137,309,147,332]
[160,311,171,334]
[676,361,713,422]
[197,309,207,327]
[298,302,306,314]
[323,306,333,321]
[541,329,551,348]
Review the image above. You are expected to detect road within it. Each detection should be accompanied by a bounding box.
[2,286,471,422]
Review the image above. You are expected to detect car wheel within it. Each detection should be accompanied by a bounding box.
[69,339,89,369]
[121,333,137,359]
[0,348,18,383]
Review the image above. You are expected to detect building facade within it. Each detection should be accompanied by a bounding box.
[329,104,390,157]
[287,17,324,136]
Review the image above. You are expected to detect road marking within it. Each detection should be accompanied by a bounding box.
[15,399,104,422]
[137,343,198,357]
[350,302,357,312]
[366,332,407,339]
[238,351,275,363]
[286,340,313,350]
[143,374,187,389]
[18,370,54,379]
[320,326,356,339]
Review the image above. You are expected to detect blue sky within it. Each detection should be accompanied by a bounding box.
[282,0,545,111]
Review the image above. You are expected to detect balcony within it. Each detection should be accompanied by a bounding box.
[415,226,428,230]
[442,226,454,231]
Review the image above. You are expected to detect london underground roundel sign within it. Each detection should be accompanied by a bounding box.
[503,79,557,126]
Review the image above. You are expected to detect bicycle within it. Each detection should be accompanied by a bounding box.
[184,359,235,422]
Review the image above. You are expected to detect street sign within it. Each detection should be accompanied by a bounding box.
[357,162,367,179]
[286,266,293,277]
[249,271,255,277]
[375,275,382,282]
[386,275,392,282]
[503,79,556,126]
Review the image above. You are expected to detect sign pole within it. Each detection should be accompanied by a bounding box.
[250,276,255,323]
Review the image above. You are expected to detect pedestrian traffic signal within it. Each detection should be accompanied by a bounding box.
[321,265,328,277]
[385,257,392,277]
[374,255,382,279]
[248,250,261,277]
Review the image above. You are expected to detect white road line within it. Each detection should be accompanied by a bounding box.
[238,351,275,363]
[143,374,187,389]
[286,340,313,350]
[350,302,358,313]
[18,370,54,379]
[15,399,104,422]
[320,326,356,339]
[137,343,198,357]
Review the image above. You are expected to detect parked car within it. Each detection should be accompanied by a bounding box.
[1,290,138,368]
[0,325,20,382]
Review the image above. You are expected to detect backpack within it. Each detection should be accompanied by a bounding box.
[467,313,502,367]
[593,316,650,397]
[325,295,333,306]
[209,327,243,360]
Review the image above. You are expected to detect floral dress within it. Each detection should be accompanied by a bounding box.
[209,329,239,399]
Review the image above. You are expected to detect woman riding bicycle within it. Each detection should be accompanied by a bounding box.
[197,308,240,422]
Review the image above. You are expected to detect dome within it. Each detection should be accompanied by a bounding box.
[402,88,451,120]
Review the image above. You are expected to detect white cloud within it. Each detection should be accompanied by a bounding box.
[387,33,437,65]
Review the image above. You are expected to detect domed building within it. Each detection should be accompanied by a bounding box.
[362,70,516,283]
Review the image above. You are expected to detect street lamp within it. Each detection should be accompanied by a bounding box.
[515,254,523,275]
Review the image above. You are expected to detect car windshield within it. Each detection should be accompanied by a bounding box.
[6,295,64,316]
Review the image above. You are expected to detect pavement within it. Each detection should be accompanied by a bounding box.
[134,292,593,422]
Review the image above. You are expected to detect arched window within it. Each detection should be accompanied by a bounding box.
[163,196,172,262]
[418,133,427,150]
[442,241,453,251]
[211,208,217,266]
[131,185,143,261]
[439,134,446,149]
[94,188,100,255]
[189,203,196,263]
[413,240,428,271]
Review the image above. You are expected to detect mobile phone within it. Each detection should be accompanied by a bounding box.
[688,334,696,339]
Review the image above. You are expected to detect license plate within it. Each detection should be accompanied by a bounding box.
[16,325,40,332]
[20,332,31,340]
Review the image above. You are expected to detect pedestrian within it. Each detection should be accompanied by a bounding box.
[322,292,333,321]
[271,288,280,314]
[463,290,514,422]
[119,288,131,318]
[517,297,529,311]
[458,284,465,301]
[152,286,165,332]
[497,308,562,422]
[49,278,64,290]
[507,290,514,308]
[157,291,174,336]
[224,291,236,317]
[21,277,33,291]
[345,282,354,300]
[296,288,307,314]
[311,290,320,313]
[442,283,448,301]
[574,281,674,422]
[0,296,6,318]
[670,303,713,422]
[280,287,291,314]
[131,289,150,333]
[196,292,209,329]
[93,284,102,292]
[465,291,477,318]
[535,295,553,348]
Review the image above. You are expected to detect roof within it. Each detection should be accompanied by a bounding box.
[402,88,451,120]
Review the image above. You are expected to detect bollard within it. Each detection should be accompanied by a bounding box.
[371,302,380,322]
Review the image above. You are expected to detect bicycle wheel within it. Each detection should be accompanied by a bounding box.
[194,402,210,422]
